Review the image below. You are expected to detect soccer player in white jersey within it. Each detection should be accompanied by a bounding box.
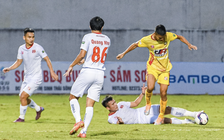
[63,16,110,138]
[102,84,202,125]
[3,28,58,122]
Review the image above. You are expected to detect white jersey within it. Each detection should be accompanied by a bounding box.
[108,102,160,124]
[80,32,110,70]
[17,43,47,80]
[108,102,138,124]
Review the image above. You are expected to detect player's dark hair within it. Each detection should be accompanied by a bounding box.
[155,24,166,36]
[90,16,104,31]
[24,28,34,36]
[102,95,113,108]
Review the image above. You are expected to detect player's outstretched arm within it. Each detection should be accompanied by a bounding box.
[130,83,146,108]
[116,42,139,60]
[43,56,59,81]
[63,49,87,77]
[177,35,197,51]
[2,59,23,73]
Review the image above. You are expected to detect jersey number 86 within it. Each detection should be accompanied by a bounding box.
[91,46,108,64]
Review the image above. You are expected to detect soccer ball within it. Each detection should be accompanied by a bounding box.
[195,112,209,125]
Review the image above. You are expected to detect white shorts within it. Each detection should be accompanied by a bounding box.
[70,68,104,102]
[137,104,160,124]
[19,78,42,96]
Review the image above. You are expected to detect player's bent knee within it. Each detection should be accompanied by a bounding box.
[160,91,167,97]
[20,92,29,100]
[69,94,79,101]
[20,96,27,102]
[147,87,154,93]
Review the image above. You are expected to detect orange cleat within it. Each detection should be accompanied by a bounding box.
[69,121,84,135]
[77,132,86,138]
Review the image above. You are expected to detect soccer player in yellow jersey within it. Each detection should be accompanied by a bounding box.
[116,25,197,125]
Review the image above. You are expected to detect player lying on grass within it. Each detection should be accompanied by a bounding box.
[102,84,201,125]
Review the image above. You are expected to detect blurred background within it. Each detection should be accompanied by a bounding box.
[0,0,224,62]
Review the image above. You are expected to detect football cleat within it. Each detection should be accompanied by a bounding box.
[14,118,25,122]
[154,117,163,125]
[36,107,44,120]
[69,121,84,135]
[184,118,196,124]
[144,104,151,115]
[77,132,86,138]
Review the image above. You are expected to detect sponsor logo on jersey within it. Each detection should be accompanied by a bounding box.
[120,105,124,109]
[164,42,167,45]
[22,51,24,54]
[164,76,168,80]
[42,51,45,53]
[82,41,85,44]
[173,34,176,37]
[28,86,31,90]
[154,48,167,57]
[151,45,154,48]
[32,50,36,53]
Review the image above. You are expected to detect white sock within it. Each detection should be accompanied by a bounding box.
[70,99,81,123]
[171,107,195,118]
[171,118,183,124]
[19,105,28,119]
[185,111,197,118]
[28,99,40,112]
[81,107,93,134]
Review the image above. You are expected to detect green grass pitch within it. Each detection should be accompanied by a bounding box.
[0,94,224,140]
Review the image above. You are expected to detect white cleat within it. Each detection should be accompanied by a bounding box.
[144,104,151,115]
[184,118,196,124]
[154,117,163,125]
[144,110,150,115]
[154,121,162,125]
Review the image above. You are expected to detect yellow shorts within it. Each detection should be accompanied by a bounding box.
[146,63,170,85]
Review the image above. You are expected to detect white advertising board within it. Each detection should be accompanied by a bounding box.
[0,62,223,95]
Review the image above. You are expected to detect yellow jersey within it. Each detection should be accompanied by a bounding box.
[138,32,177,72]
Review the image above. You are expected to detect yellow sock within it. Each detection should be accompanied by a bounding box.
[158,99,168,119]
[145,89,152,105]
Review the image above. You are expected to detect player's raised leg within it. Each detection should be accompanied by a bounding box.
[145,74,156,115]
[28,98,44,120]
[69,94,84,135]
[155,84,168,125]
